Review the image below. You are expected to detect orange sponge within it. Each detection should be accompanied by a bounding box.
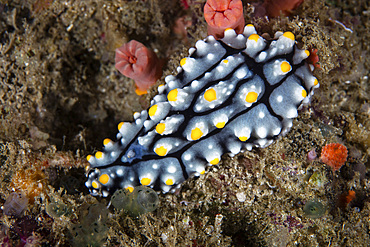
[204,0,245,39]
[320,143,348,171]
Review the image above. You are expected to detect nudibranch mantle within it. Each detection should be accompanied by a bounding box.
[86,25,319,197]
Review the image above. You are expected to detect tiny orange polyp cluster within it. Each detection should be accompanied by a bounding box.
[11,165,48,203]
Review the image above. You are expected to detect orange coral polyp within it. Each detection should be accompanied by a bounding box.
[337,190,356,209]
[345,190,356,204]
[320,143,348,171]
[204,0,245,39]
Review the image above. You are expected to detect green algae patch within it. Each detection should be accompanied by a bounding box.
[303,200,326,219]
[111,186,159,217]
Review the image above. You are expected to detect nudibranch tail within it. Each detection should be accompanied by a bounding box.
[86,25,319,197]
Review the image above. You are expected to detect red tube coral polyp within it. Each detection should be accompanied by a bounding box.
[204,0,245,39]
[307,48,320,68]
[320,143,348,171]
[115,40,162,95]
[263,0,304,18]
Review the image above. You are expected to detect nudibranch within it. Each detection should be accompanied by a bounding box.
[86,25,319,197]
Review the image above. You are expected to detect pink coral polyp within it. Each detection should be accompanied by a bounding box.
[115,40,162,94]
[204,0,245,39]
